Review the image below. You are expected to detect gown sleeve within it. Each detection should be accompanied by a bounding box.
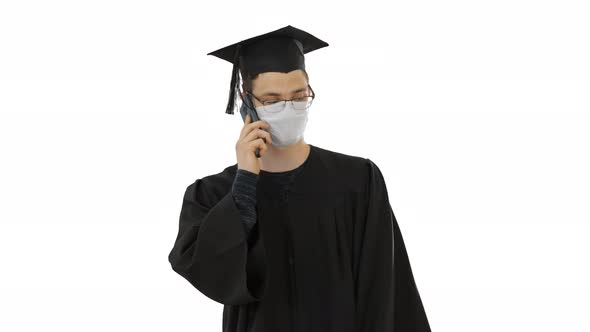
[167,175,266,306]
[353,159,431,332]
[231,168,260,239]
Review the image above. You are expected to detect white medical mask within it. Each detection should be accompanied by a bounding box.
[255,101,310,148]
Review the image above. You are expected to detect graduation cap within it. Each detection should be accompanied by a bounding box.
[207,25,329,115]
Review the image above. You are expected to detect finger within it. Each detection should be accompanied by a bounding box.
[244,127,271,145]
[240,119,270,141]
[258,139,268,157]
[244,127,272,146]
[249,137,268,156]
[247,119,270,132]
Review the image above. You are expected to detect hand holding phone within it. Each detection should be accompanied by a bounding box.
[239,95,268,158]
[235,95,272,174]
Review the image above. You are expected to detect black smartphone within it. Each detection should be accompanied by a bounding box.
[239,94,266,158]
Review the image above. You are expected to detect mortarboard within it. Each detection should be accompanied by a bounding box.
[207,25,329,115]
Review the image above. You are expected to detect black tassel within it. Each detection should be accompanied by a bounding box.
[225,44,242,115]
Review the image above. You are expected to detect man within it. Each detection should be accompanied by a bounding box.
[168,25,431,332]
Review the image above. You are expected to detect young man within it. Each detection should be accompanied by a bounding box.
[168,25,431,332]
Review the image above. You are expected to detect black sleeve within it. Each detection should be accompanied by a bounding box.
[168,177,267,305]
[352,159,431,332]
[231,168,259,238]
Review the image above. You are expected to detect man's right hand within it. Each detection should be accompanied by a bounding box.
[235,113,272,175]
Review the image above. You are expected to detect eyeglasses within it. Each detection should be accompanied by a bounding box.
[245,84,315,113]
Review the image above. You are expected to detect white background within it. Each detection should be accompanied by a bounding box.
[1,1,589,331]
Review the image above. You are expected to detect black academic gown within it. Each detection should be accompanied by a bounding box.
[168,144,431,332]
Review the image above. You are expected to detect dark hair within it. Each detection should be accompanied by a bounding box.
[240,68,309,93]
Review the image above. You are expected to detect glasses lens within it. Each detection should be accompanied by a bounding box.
[263,100,287,113]
[292,96,313,110]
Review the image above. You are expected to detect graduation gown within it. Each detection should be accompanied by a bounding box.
[168,144,431,332]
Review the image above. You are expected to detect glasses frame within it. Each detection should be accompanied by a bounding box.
[245,84,315,112]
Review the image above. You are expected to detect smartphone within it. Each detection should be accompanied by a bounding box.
[239,94,266,158]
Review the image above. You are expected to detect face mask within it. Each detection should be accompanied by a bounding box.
[255,101,310,148]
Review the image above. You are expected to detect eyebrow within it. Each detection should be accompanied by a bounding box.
[259,87,308,97]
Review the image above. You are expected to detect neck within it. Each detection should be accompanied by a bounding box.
[259,138,310,172]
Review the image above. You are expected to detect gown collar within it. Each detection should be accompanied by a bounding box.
[258,143,325,196]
